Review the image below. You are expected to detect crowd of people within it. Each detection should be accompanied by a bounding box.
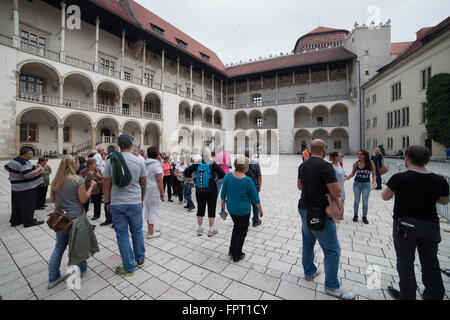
[3,138,448,300]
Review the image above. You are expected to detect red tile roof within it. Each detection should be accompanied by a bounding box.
[91,0,136,24]
[390,42,413,55]
[365,16,450,87]
[226,47,356,77]
[306,27,348,36]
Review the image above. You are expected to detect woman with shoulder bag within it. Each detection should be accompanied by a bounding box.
[47,155,96,289]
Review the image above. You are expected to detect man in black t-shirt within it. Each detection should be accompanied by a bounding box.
[297,139,355,300]
[245,149,262,227]
[382,145,449,300]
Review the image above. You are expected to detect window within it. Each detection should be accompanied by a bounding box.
[396,110,401,127]
[366,98,370,107]
[98,90,114,106]
[334,141,342,150]
[387,112,392,129]
[19,75,44,98]
[21,30,46,49]
[256,118,262,128]
[421,103,427,123]
[387,137,393,149]
[21,30,28,43]
[373,138,378,149]
[405,107,410,126]
[365,70,370,75]
[364,50,369,55]
[20,122,38,142]
[391,82,402,101]
[176,39,187,49]
[367,119,370,129]
[63,126,71,143]
[144,100,154,113]
[422,67,432,89]
[124,72,131,81]
[229,97,236,108]
[144,73,153,86]
[402,108,406,127]
[100,58,115,75]
[297,95,305,103]
[372,94,376,104]
[402,136,410,149]
[200,52,210,62]
[253,94,262,107]
[151,24,165,36]
[206,93,212,101]
[373,117,377,128]
[366,140,370,149]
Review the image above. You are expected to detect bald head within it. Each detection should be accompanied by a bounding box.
[310,139,326,156]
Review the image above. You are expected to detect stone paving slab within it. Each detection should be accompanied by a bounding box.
[0,156,449,300]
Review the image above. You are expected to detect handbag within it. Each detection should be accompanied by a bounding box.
[378,165,388,175]
[306,206,327,231]
[219,206,228,221]
[47,209,73,234]
[325,194,344,221]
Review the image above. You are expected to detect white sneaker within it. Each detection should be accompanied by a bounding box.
[325,286,357,300]
[146,231,161,239]
[197,227,203,236]
[207,228,218,237]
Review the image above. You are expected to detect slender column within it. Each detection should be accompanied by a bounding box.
[141,40,146,85]
[176,57,180,94]
[161,49,165,90]
[12,0,20,48]
[220,79,223,107]
[190,63,193,99]
[57,125,64,155]
[212,74,215,103]
[328,110,331,127]
[94,17,100,71]
[120,30,125,79]
[16,121,21,155]
[59,79,64,105]
[201,69,204,102]
[140,131,144,149]
[247,77,250,107]
[60,1,66,62]
[119,94,123,115]
[91,127,96,150]
[309,67,312,98]
[327,64,330,98]
[93,89,97,110]
[275,73,278,104]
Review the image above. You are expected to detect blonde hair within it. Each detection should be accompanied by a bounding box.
[234,156,249,172]
[51,155,79,192]
[374,148,381,154]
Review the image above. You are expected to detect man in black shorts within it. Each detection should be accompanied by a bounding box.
[382,145,449,300]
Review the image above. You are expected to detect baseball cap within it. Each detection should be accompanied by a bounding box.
[118,134,134,149]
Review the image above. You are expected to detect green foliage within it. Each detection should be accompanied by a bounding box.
[425,73,450,147]
[378,144,386,156]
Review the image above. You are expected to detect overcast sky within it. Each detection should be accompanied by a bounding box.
[135,0,449,65]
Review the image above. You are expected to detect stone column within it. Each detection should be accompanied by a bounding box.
[93,89,97,110]
[233,80,236,106]
[59,79,64,105]
[141,40,146,85]
[94,17,100,71]
[119,94,123,115]
[91,127,97,150]
[60,1,66,62]
[140,131,144,149]
[120,30,125,79]
[161,49,165,90]
[12,0,20,48]
[16,121,21,155]
[190,63,193,99]
[176,57,180,94]
[57,125,64,155]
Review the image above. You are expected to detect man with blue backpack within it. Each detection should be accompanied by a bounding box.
[184,148,225,237]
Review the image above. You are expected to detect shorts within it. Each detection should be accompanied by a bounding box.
[143,201,160,225]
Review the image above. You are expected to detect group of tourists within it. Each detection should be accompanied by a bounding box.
[4,137,448,300]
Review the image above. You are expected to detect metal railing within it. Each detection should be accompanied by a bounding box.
[383,160,449,222]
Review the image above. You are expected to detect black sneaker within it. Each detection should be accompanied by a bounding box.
[168,199,174,203]
[24,220,44,228]
[233,253,246,263]
[184,205,190,209]
[187,206,195,212]
[353,216,358,222]
[362,217,369,224]
[387,286,402,300]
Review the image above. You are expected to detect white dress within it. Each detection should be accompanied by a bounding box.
[143,158,163,224]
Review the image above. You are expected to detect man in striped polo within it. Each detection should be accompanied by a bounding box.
[4,147,45,228]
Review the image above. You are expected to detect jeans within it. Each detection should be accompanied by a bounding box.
[216,180,224,199]
[353,181,371,217]
[393,217,444,300]
[111,203,145,272]
[48,231,87,282]
[104,203,112,223]
[184,183,195,208]
[252,201,260,223]
[230,214,250,261]
[298,208,341,289]
[375,167,382,189]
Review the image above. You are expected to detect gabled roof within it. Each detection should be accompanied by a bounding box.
[226,47,356,78]
[391,42,413,55]
[364,16,450,87]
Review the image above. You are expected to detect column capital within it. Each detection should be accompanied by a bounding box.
[177,56,180,62]
[122,29,126,36]
[96,16,100,24]
[57,124,64,129]
[61,1,66,9]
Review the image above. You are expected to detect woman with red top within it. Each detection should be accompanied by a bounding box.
[161,155,173,202]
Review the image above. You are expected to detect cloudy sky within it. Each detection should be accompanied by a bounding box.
[135,0,449,65]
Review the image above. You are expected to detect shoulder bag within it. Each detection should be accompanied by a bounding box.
[47,209,73,234]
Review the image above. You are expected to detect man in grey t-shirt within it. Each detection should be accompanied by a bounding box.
[103,135,147,276]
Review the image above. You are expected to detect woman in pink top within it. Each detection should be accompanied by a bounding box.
[216,145,231,174]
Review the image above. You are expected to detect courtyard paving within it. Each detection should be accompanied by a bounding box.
[0,155,449,300]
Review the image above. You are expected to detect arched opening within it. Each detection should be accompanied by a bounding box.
[294,106,312,128]
[178,101,191,124]
[214,110,222,129]
[249,110,263,129]
[144,122,161,150]
[293,129,311,155]
[214,131,222,153]
[122,121,143,147]
[330,128,349,154]
[235,111,248,130]
[192,105,203,126]
[234,131,248,155]
[96,117,120,144]
[18,108,59,156]
[18,61,60,104]
[143,92,161,119]
[96,81,120,114]
[63,73,94,110]
[63,113,93,154]
[312,105,329,127]
[204,130,214,150]
[204,108,213,128]
[177,127,192,154]
[330,103,349,127]
[248,130,260,156]
[192,128,203,152]
[122,88,142,117]
[263,109,278,129]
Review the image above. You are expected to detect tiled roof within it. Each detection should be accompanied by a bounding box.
[226,47,356,78]
[390,42,413,55]
[365,16,450,87]
[305,27,348,36]
[91,0,136,24]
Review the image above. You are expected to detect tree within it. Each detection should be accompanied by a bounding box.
[425,73,450,148]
